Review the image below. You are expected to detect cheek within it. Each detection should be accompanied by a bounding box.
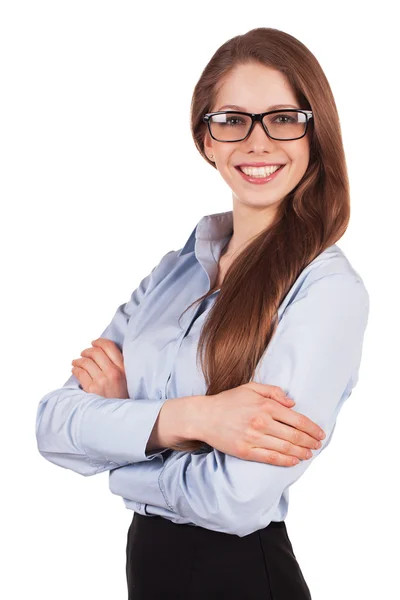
[214,151,234,174]
[290,143,310,172]
[217,148,233,163]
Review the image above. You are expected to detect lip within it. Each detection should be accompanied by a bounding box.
[235,164,285,185]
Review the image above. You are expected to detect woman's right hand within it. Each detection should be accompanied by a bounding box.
[198,382,326,466]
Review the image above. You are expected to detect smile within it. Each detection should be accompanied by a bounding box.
[235,164,285,185]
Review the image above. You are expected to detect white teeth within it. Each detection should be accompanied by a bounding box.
[239,165,282,177]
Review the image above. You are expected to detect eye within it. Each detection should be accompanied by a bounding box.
[271,114,297,125]
[225,116,245,126]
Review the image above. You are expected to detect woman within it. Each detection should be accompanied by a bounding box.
[36,27,369,599]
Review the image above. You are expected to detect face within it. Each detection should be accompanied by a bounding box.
[204,62,312,217]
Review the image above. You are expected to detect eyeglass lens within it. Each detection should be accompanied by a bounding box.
[209,111,308,141]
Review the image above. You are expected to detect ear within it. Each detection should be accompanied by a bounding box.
[203,128,214,156]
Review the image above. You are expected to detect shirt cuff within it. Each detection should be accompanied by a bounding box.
[80,396,171,464]
[109,456,172,512]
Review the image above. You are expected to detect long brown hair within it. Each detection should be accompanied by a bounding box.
[169,27,350,453]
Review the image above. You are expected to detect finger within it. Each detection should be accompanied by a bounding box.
[270,404,325,442]
[72,354,103,380]
[246,446,301,467]
[80,346,108,368]
[91,338,124,370]
[258,433,316,460]
[270,418,322,449]
[79,344,123,376]
[71,366,93,392]
[247,382,295,406]
[269,393,296,407]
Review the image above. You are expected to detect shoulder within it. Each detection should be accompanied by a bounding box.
[305,243,366,284]
[277,244,369,320]
[138,247,184,299]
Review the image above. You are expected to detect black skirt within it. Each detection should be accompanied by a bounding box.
[126,511,312,599]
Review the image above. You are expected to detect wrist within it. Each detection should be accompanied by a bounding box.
[154,395,205,447]
[146,395,211,455]
[182,394,211,443]
[160,395,210,443]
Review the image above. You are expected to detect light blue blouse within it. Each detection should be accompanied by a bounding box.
[36,210,370,537]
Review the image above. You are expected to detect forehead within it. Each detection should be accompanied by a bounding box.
[214,63,298,112]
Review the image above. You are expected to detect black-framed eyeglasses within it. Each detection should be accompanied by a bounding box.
[203,109,313,142]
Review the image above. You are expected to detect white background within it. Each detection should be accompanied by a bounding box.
[1,1,398,598]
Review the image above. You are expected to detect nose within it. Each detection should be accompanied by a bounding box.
[244,119,277,153]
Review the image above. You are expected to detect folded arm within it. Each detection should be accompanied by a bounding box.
[35,251,178,476]
[108,273,370,537]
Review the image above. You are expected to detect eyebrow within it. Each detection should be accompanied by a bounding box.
[216,103,300,112]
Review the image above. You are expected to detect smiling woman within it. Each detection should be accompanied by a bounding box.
[35,26,369,600]
[121,26,367,599]
[201,63,314,227]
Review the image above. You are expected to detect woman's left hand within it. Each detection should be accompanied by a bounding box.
[71,338,129,399]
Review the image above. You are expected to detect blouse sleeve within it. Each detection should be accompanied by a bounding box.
[35,251,177,476]
[108,272,370,537]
